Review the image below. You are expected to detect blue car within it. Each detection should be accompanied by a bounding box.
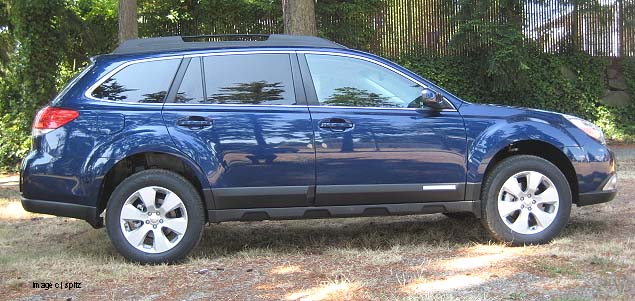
[21,35,617,263]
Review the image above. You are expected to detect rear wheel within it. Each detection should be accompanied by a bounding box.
[481,155,572,245]
[106,169,204,263]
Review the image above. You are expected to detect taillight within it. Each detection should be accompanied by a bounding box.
[32,106,79,136]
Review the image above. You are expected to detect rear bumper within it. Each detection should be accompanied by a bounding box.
[21,198,102,228]
[577,190,617,207]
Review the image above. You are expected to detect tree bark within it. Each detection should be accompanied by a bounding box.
[118,0,138,42]
[282,0,317,36]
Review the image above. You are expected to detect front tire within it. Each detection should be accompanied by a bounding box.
[481,155,572,245]
[106,169,205,263]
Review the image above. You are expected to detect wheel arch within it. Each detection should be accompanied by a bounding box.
[95,151,212,226]
[478,140,579,206]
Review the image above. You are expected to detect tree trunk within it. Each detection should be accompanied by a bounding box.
[282,0,317,36]
[118,0,138,42]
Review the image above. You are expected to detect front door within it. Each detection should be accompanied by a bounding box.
[299,53,467,206]
[162,52,315,209]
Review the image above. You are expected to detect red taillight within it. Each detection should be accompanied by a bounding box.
[33,106,79,133]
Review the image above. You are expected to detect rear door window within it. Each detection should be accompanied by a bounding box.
[203,54,295,105]
[92,58,181,103]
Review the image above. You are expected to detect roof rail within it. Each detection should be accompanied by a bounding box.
[112,34,347,55]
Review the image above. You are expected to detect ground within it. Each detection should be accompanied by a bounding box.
[1,148,634,300]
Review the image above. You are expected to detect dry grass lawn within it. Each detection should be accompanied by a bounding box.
[1,159,634,300]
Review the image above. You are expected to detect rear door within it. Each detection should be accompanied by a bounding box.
[162,52,315,209]
[298,52,467,206]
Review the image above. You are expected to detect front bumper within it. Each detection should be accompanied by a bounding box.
[21,198,102,228]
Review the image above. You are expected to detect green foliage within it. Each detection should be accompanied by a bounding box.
[0,0,116,169]
[450,0,530,94]
[136,0,386,52]
[316,0,386,51]
[138,0,283,36]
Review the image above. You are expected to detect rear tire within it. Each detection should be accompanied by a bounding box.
[481,155,572,245]
[106,169,205,263]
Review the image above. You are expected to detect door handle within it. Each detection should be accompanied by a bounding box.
[319,118,354,132]
[176,116,213,129]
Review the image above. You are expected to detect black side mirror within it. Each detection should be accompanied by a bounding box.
[420,88,446,110]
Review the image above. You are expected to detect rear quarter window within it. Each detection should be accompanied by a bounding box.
[91,58,181,103]
[52,62,95,106]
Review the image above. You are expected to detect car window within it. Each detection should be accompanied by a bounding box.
[175,58,205,103]
[305,54,422,108]
[92,58,180,103]
[203,54,295,105]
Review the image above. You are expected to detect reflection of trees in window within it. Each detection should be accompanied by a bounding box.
[140,91,168,103]
[207,81,285,104]
[174,92,194,103]
[323,87,400,108]
[92,78,135,101]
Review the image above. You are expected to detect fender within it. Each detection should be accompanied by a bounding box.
[466,119,580,184]
[81,129,216,208]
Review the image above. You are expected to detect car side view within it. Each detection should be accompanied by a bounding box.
[21,35,617,263]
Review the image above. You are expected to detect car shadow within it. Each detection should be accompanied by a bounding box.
[192,214,489,257]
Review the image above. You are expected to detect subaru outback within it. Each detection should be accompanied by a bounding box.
[21,34,617,263]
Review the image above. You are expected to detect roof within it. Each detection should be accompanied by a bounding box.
[112,34,347,55]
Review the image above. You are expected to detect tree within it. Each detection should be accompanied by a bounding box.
[118,0,138,42]
[282,0,316,36]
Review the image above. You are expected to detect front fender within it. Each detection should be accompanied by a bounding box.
[466,119,579,184]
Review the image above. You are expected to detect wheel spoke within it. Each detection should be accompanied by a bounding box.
[124,225,150,247]
[121,204,147,221]
[502,177,523,198]
[152,229,173,253]
[160,192,183,214]
[163,217,187,234]
[137,187,157,210]
[511,210,530,233]
[535,186,558,205]
[498,200,520,217]
[532,208,556,228]
[526,171,543,194]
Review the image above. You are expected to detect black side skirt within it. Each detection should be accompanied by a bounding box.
[207,200,480,223]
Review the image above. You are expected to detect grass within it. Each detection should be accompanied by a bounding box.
[1,160,635,300]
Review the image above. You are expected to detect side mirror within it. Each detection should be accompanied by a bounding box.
[420,88,446,110]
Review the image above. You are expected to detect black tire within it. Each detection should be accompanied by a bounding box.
[481,155,572,245]
[106,169,205,264]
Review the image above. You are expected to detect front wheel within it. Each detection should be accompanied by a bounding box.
[106,169,205,263]
[481,155,572,245]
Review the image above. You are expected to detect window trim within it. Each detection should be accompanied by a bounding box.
[298,51,457,111]
[85,55,184,105]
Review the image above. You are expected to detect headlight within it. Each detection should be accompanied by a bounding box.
[564,115,606,144]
